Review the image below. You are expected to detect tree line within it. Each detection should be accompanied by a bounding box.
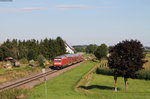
[0,37,66,61]
[73,44,108,60]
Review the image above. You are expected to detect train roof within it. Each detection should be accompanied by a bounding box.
[55,56,66,59]
[54,53,83,59]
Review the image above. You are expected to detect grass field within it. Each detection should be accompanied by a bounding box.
[86,74,150,99]
[29,60,150,99]
[29,61,98,99]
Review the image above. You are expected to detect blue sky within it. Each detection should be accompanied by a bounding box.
[0,0,150,46]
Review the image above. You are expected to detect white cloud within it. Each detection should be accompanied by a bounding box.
[56,5,113,10]
[0,5,113,12]
[0,7,48,12]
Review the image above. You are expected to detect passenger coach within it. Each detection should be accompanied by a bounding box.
[53,53,83,69]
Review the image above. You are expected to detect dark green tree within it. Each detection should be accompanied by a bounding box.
[108,40,147,91]
[0,37,66,61]
[94,44,108,60]
[86,44,97,54]
[74,47,85,52]
[0,46,12,60]
[56,37,66,55]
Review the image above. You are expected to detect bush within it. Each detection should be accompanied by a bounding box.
[135,69,150,80]
[37,55,46,68]
[96,67,150,80]
[20,58,28,64]
[96,68,113,76]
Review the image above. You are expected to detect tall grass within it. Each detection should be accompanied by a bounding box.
[0,66,41,84]
[0,88,30,99]
[143,57,150,69]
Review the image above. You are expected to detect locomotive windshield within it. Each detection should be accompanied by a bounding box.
[54,59,61,61]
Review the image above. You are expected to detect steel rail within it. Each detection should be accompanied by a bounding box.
[0,60,85,92]
[0,69,58,92]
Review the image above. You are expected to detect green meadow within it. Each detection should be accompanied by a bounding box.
[30,61,98,99]
[29,61,150,99]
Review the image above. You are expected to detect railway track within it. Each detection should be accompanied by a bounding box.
[0,61,85,92]
[0,69,58,92]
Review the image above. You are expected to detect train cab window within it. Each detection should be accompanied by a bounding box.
[54,59,61,61]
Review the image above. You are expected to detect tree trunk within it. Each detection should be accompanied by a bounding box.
[114,76,117,92]
[124,78,128,91]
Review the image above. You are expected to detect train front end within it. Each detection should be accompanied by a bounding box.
[53,56,67,69]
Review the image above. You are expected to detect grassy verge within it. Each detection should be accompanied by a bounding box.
[0,88,31,99]
[29,61,99,99]
[0,66,41,84]
[75,63,99,93]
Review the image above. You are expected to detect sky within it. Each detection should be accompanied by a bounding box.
[0,0,150,46]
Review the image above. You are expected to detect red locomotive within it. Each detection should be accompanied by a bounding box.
[53,53,84,69]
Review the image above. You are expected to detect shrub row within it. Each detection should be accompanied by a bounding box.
[96,68,150,80]
[96,68,113,76]
[135,69,150,80]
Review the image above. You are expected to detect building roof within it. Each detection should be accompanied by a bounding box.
[64,41,75,51]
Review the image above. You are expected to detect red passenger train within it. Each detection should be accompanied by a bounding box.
[53,53,84,69]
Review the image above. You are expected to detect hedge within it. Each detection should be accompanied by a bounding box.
[96,68,150,80]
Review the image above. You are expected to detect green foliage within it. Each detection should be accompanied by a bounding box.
[19,58,28,64]
[86,44,97,54]
[96,67,150,80]
[73,46,86,52]
[96,68,113,75]
[37,55,46,68]
[56,37,66,55]
[94,44,108,60]
[0,37,66,61]
[0,46,12,60]
[108,40,147,78]
[136,69,150,80]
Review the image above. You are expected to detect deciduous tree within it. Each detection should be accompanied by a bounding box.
[94,44,108,60]
[108,40,147,91]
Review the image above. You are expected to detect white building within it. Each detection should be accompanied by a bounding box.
[64,41,75,54]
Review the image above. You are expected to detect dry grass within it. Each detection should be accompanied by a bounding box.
[0,66,41,84]
[143,57,150,69]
